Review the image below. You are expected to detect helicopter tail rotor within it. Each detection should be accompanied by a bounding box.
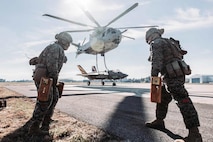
[71,42,80,48]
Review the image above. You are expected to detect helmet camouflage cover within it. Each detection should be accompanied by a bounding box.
[145,28,164,44]
[55,32,72,45]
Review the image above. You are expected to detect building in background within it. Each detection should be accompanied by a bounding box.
[0,79,6,82]
[189,74,213,83]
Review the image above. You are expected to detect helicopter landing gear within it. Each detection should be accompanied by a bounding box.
[95,54,109,72]
[87,81,91,86]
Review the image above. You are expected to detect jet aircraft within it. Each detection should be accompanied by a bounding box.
[77,65,128,86]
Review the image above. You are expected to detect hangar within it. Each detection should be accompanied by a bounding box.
[189,74,213,84]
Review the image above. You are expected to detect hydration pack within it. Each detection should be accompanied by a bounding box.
[164,37,191,77]
[166,37,187,59]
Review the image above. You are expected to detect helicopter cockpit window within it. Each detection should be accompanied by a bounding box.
[113,39,120,44]
[111,29,116,34]
[107,28,116,34]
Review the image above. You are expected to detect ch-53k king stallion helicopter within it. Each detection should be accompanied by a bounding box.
[43,3,157,70]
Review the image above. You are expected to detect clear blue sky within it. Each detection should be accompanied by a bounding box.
[1,0,213,81]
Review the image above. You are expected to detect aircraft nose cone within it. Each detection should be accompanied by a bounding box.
[122,73,128,78]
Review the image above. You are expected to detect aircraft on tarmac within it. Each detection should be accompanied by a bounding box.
[77,65,128,86]
[43,3,157,69]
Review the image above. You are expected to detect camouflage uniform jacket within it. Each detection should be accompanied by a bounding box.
[38,42,65,80]
[149,37,182,77]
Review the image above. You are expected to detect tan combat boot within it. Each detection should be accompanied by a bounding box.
[40,124,50,132]
[145,119,165,130]
[28,121,49,135]
[40,117,52,132]
[184,127,203,142]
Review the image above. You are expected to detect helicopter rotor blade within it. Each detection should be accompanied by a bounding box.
[122,35,135,40]
[78,5,101,27]
[65,29,94,33]
[105,3,139,27]
[43,14,95,28]
[117,25,159,29]
[84,11,101,27]
[121,29,128,33]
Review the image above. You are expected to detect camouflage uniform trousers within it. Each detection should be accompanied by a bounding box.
[156,76,200,129]
[31,84,59,128]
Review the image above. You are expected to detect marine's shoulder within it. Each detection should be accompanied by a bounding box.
[47,43,63,50]
[51,43,62,48]
[151,38,168,47]
[153,38,167,43]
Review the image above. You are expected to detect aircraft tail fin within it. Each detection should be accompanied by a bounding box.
[92,66,97,72]
[77,65,87,74]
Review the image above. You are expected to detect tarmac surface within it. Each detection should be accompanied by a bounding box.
[5,82,213,142]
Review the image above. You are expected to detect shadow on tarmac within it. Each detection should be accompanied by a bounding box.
[2,85,183,142]
[148,127,183,140]
[78,85,183,141]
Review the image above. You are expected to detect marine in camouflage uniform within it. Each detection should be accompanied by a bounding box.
[145,28,202,142]
[28,32,72,135]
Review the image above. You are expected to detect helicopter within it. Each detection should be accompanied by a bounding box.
[43,3,157,70]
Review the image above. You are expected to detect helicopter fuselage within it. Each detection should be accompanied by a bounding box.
[76,27,122,55]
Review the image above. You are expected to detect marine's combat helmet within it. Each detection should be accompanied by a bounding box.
[145,28,164,44]
[55,32,72,50]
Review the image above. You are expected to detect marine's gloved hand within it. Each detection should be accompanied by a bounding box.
[63,56,67,63]
[151,71,159,77]
[49,76,58,95]
[29,57,38,65]
[47,72,58,86]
